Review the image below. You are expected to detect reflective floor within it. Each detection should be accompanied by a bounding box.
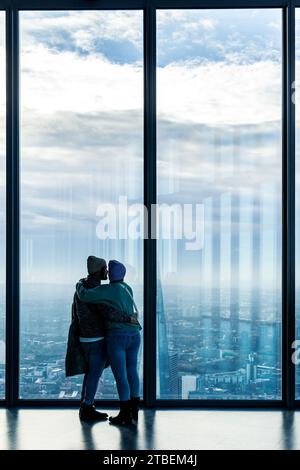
[0,408,300,450]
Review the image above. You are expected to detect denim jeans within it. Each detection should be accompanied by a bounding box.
[106,329,141,401]
[80,339,107,405]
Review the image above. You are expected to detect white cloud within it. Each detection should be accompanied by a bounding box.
[15,10,282,261]
[21,10,143,52]
[157,60,281,126]
[20,40,281,126]
[200,18,218,31]
[21,45,143,115]
[18,41,282,233]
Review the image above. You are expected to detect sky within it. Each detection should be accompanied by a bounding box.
[0,8,293,289]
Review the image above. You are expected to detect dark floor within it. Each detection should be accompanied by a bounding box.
[0,408,300,450]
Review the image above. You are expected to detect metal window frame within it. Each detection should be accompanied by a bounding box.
[0,0,297,408]
[282,0,296,410]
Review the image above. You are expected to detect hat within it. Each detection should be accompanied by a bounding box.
[87,256,106,275]
[108,260,126,282]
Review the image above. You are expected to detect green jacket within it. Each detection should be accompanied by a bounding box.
[76,280,140,331]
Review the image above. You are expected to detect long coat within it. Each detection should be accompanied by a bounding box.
[65,294,88,377]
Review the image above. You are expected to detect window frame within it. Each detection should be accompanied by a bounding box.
[0,0,297,408]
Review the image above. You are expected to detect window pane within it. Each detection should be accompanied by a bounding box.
[157,9,282,400]
[0,13,5,399]
[20,11,143,399]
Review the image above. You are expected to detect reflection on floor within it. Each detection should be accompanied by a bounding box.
[0,408,299,450]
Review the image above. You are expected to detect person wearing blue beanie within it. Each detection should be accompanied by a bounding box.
[76,259,141,425]
[108,260,126,282]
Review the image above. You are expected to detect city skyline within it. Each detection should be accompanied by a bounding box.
[0,283,285,400]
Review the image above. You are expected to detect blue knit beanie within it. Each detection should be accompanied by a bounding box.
[108,260,126,282]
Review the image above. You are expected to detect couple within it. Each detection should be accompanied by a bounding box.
[66,256,141,425]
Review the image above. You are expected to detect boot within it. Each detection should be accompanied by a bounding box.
[109,401,132,425]
[79,403,108,421]
[130,397,140,421]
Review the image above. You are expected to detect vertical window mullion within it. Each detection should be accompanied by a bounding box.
[283,0,296,409]
[143,5,157,407]
[5,6,20,407]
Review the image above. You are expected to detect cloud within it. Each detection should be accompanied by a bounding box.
[21,10,143,62]
[157,60,281,126]
[157,9,281,67]
[10,9,284,284]
[21,45,143,115]
[19,25,281,238]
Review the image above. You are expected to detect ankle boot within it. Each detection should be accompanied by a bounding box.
[109,401,132,425]
[79,403,108,421]
[130,397,140,421]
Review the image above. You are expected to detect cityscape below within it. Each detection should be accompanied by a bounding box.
[0,283,299,401]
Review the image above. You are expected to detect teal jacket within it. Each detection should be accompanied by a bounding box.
[76,280,140,331]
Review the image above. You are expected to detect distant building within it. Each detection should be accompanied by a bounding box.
[58,391,78,399]
[157,277,171,399]
[169,352,180,399]
[246,353,257,384]
[182,375,197,399]
[0,340,4,364]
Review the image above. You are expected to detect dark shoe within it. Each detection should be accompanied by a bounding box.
[109,401,132,425]
[130,397,140,421]
[79,403,108,421]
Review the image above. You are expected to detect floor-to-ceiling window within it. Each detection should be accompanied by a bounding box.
[156,9,282,400]
[0,12,5,399]
[19,10,143,399]
[0,1,297,406]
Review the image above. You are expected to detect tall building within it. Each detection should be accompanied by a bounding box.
[156,277,171,399]
[246,353,257,384]
[250,136,262,353]
[230,129,240,356]
[211,131,221,351]
[169,352,180,399]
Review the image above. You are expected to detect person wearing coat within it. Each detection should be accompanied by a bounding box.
[66,256,134,421]
[76,260,141,425]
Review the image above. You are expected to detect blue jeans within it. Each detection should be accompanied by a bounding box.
[81,339,107,405]
[106,329,141,401]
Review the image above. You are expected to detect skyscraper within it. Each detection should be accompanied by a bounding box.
[156,276,171,399]
[230,129,241,356]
